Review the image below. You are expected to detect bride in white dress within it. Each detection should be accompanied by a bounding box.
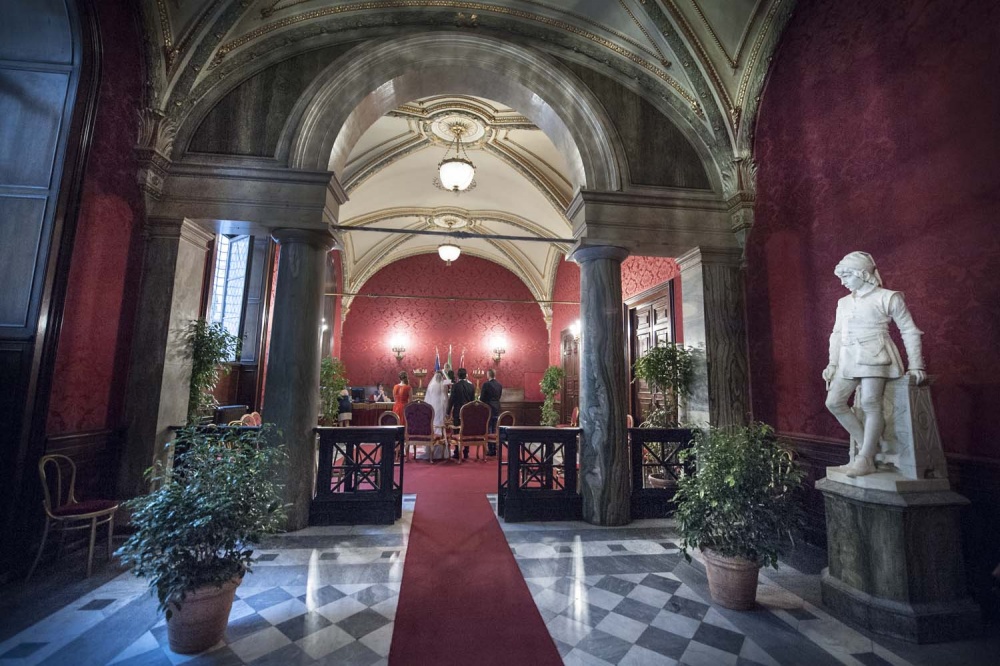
[423,369,451,460]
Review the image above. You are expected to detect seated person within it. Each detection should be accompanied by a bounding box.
[372,383,389,402]
[337,388,353,425]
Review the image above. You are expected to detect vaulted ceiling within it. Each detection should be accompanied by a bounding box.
[140,0,794,300]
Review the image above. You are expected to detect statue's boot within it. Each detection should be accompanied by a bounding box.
[844,455,876,478]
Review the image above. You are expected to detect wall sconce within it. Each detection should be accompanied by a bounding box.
[392,345,406,362]
[569,320,581,340]
[492,345,506,364]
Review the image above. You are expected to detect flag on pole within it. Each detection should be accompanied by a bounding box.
[447,345,453,370]
[434,346,441,372]
[460,348,465,369]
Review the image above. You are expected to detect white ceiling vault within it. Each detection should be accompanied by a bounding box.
[140,0,794,303]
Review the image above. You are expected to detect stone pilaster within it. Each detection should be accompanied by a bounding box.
[677,247,750,427]
[264,229,336,530]
[120,218,213,499]
[572,245,631,526]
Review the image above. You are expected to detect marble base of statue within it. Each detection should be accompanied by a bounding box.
[818,378,980,643]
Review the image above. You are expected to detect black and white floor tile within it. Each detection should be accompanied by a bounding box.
[2,493,996,665]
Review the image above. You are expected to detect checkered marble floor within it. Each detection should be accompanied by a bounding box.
[2,493,996,665]
[494,501,924,666]
[0,497,415,666]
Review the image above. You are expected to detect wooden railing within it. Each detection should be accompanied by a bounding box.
[629,427,695,518]
[498,426,582,522]
[311,426,405,525]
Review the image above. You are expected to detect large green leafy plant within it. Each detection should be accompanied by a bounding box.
[116,427,286,614]
[632,343,696,427]
[319,356,349,424]
[185,319,241,423]
[539,366,565,426]
[674,422,804,568]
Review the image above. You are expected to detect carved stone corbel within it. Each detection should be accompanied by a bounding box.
[135,107,176,203]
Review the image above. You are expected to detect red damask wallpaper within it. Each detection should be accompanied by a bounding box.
[340,254,549,391]
[748,0,1000,457]
[47,0,145,435]
[549,259,580,368]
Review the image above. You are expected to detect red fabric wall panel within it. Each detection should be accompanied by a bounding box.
[549,259,580,368]
[47,0,144,435]
[748,0,1000,457]
[340,255,549,390]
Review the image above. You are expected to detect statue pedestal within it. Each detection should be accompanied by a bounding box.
[816,478,981,643]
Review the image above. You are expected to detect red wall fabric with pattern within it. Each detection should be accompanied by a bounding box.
[747,0,1000,457]
[47,0,145,435]
[549,259,580,367]
[340,254,549,391]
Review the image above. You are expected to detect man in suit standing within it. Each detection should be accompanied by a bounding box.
[479,369,503,456]
[447,368,477,459]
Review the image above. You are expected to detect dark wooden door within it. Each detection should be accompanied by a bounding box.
[560,329,579,424]
[627,284,674,425]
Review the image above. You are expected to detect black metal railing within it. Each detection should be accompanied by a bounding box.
[629,427,695,518]
[311,426,405,525]
[498,426,582,522]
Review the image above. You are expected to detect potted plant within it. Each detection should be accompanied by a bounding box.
[319,356,349,425]
[185,319,241,424]
[116,427,286,654]
[632,343,696,487]
[539,366,565,426]
[674,422,804,610]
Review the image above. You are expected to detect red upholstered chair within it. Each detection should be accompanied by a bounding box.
[403,401,439,462]
[27,455,119,579]
[626,414,634,428]
[556,406,579,428]
[451,401,491,463]
[487,410,515,457]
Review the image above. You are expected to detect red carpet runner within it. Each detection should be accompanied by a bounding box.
[389,461,563,665]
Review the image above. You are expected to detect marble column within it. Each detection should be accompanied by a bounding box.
[572,245,631,526]
[677,247,750,427]
[120,218,213,499]
[264,229,335,530]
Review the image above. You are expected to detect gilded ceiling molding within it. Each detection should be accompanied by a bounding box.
[483,141,571,211]
[687,0,765,69]
[340,207,569,246]
[210,1,699,114]
[734,0,785,112]
[343,135,430,193]
[501,134,573,190]
[152,0,176,66]
[615,0,670,66]
[656,0,734,117]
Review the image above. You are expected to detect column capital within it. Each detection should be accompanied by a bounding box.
[677,246,743,272]
[569,244,629,265]
[271,228,337,250]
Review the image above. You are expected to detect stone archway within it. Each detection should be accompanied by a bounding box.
[281,32,627,194]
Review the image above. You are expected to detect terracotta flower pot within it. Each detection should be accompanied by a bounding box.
[167,577,242,654]
[701,549,760,610]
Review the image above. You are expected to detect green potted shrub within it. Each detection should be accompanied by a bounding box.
[539,366,565,426]
[116,427,286,654]
[185,319,241,424]
[674,422,804,609]
[633,343,696,487]
[319,356,349,425]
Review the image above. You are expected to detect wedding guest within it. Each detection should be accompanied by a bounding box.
[393,372,411,425]
[479,369,503,456]
[446,368,476,459]
[372,383,388,402]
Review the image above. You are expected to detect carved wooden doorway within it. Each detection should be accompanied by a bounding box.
[560,328,579,424]
[626,282,675,425]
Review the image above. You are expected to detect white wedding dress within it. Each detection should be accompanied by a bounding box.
[423,372,451,459]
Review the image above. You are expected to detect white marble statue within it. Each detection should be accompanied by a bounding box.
[822,252,927,478]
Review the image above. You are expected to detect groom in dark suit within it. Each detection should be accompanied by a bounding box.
[447,368,476,459]
[479,369,503,456]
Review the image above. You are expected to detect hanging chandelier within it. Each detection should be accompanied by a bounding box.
[434,124,476,192]
[436,217,461,265]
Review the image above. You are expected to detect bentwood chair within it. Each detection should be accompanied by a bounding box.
[487,410,515,458]
[451,401,491,463]
[27,455,119,580]
[379,410,400,426]
[403,401,439,462]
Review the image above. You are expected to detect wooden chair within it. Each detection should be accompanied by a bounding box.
[626,414,634,428]
[450,401,491,463]
[403,401,439,462]
[487,410,515,458]
[556,406,579,428]
[27,455,119,579]
[379,410,400,426]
